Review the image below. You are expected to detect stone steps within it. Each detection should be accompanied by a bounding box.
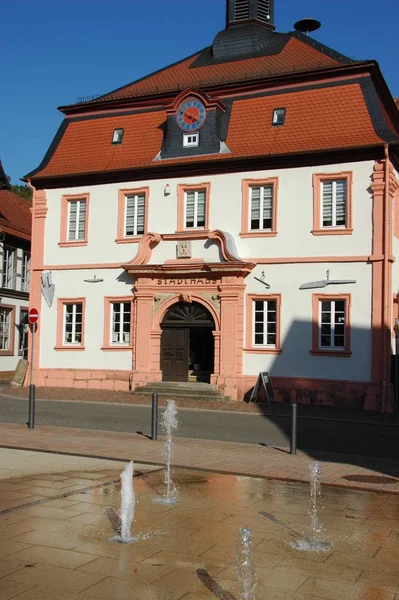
[134,381,230,401]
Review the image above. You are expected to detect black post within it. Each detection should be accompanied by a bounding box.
[28,384,35,430]
[290,402,298,455]
[396,336,399,413]
[151,392,158,440]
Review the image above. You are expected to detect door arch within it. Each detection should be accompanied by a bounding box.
[160,301,215,383]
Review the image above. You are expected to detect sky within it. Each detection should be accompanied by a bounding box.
[1,0,398,185]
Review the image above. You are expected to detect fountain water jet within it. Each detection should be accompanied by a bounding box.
[290,462,330,552]
[154,399,179,505]
[236,527,257,600]
[108,461,136,543]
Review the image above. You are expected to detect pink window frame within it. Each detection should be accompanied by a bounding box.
[59,193,90,247]
[312,172,353,236]
[241,178,279,238]
[0,304,16,356]
[116,187,149,243]
[102,296,134,351]
[311,293,352,357]
[55,297,86,351]
[176,183,211,233]
[245,294,282,354]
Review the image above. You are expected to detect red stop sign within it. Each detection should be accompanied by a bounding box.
[28,308,39,325]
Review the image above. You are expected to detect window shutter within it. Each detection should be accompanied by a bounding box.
[234,0,250,21]
[250,187,261,229]
[322,181,333,227]
[185,191,195,227]
[125,196,135,236]
[77,201,86,240]
[196,190,206,227]
[68,202,78,240]
[136,194,145,234]
[262,185,273,229]
[335,180,347,226]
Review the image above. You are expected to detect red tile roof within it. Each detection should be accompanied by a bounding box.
[0,190,32,240]
[97,37,344,102]
[31,82,387,181]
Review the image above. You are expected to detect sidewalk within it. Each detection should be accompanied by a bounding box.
[1,423,398,495]
[4,385,399,424]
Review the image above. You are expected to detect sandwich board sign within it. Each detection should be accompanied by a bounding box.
[249,372,274,404]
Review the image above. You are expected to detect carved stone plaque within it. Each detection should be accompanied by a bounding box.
[177,240,192,259]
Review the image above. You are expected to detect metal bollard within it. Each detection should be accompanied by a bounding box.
[151,392,158,440]
[28,384,36,430]
[290,402,298,455]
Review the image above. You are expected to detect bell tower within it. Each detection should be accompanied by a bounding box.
[226,0,275,29]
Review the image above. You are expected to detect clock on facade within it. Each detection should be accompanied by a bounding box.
[176,99,206,132]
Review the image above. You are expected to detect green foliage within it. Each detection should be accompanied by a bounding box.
[9,184,32,201]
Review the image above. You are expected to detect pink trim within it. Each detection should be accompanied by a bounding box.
[241,177,279,237]
[102,296,134,350]
[123,232,162,266]
[245,294,281,353]
[311,293,351,357]
[165,88,227,116]
[162,232,209,241]
[60,193,90,246]
[0,304,16,356]
[116,187,149,243]
[32,369,131,392]
[208,230,246,263]
[55,297,86,350]
[26,184,47,385]
[165,258,205,264]
[176,183,211,232]
[247,255,372,264]
[312,172,353,235]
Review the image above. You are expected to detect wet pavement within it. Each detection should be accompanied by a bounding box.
[0,448,399,599]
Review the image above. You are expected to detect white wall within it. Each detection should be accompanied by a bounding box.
[39,268,133,370]
[44,160,374,267]
[244,263,372,382]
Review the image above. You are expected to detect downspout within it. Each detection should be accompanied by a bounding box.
[382,144,391,412]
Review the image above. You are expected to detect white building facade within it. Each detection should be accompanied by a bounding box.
[26,0,399,411]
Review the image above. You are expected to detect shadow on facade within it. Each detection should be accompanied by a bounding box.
[243,319,399,463]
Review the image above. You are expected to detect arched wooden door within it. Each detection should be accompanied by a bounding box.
[160,302,215,382]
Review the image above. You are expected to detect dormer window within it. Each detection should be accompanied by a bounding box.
[112,128,124,144]
[183,133,199,148]
[272,108,286,126]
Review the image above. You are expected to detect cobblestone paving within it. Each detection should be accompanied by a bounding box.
[0,448,399,599]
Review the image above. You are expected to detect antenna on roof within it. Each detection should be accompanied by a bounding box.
[294,17,321,36]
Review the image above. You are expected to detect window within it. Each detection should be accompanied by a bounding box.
[68,200,86,241]
[183,133,199,148]
[18,309,28,358]
[250,185,273,230]
[103,297,133,350]
[312,172,353,235]
[112,128,124,144]
[0,305,15,355]
[272,108,286,126]
[177,183,210,232]
[60,194,90,246]
[56,298,86,350]
[246,294,281,353]
[2,246,16,289]
[117,188,149,242]
[241,178,278,237]
[312,294,351,356]
[185,189,206,228]
[125,194,145,236]
[21,251,30,293]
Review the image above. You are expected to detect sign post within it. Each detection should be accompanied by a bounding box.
[28,308,39,429]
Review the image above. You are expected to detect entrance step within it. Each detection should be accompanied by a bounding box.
[134,381,230,401]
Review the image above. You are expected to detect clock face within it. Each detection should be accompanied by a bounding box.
[176,99,206,132]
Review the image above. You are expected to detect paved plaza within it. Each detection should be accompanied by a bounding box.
[0,424,398,598]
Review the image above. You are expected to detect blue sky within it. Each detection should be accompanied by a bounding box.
[1,0,398,184]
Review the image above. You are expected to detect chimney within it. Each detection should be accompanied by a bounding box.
[226,0,275,29]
